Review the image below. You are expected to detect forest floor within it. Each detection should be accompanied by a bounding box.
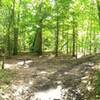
[0,53,100,100]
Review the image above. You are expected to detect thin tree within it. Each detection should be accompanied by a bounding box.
[55,0,59,56]
[96,0,100,26]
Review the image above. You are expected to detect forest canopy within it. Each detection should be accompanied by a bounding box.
[0,0,100,56]
[0,0,100,100]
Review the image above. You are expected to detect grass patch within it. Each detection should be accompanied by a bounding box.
[0,69,16,85]
[96,71,100,99]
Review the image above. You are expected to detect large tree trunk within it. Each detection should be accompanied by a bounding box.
[32,3,43,55]
[33,19,43,55]
[13,0,21,55]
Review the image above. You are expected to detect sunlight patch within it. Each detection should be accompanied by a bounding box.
[17,60,32,66]
[5,64,16,69]
[33,85,62,100]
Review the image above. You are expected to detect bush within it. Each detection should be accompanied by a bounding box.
[96,71,100,99]
[0,69,15,85]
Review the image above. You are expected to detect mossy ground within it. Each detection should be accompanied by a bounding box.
[0,69,16,87]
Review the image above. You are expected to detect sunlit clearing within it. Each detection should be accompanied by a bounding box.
[77,53,84,58]
[33,85,62,100]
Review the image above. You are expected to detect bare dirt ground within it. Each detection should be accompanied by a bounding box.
[0,53,100,100]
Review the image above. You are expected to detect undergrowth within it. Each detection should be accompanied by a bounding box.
[0,69,16,85]
[96,71,100,99]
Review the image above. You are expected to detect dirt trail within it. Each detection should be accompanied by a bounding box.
[0,54,100,100]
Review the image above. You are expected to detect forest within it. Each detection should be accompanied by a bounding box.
[0,0,100,100]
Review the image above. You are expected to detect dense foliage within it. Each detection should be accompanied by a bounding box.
[0,0,100,99]
[0,0,99,56]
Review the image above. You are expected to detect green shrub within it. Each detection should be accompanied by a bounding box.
[96,71,100,99]
[0,69,15,85]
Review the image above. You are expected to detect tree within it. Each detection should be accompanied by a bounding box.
[55,0,59,56]
[13,0,20,55]
[96,0,100,26]
[0,0,99,56]
[32,2,43,55]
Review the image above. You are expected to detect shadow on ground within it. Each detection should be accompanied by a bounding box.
[0,53,100,100]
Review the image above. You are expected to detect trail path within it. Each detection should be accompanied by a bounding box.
[0,54,100,100]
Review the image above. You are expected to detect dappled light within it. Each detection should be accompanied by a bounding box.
[33,85,62,100]
[0,54,99,100]
[0,0,100,99]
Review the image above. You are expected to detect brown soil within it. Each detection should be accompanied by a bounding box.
[0,53,100,100]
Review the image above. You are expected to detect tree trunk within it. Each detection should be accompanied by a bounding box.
[66,32,69,54]
[72,17,76,57]
[55,15,59,56]
[13,28,18,55]
[55,1,59,57]
[7,22,11,57]
[33,19,43,55]
[12,0,20,55]
[96,0,100,26]
[2,53,5,69]
[12,0,17,55]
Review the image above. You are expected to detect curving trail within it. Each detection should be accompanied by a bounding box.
[0,54,100,100]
